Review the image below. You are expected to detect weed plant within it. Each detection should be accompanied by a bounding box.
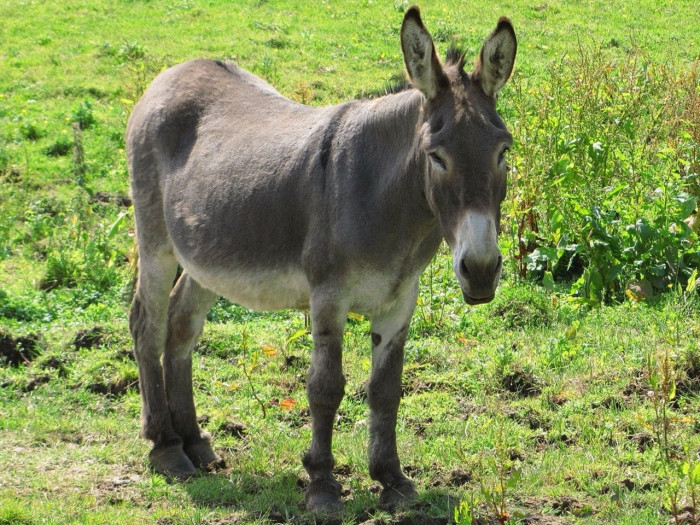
[506,46,699,303]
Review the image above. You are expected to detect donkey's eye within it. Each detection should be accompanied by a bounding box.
[498,147,510,165]
[429,152,447,171]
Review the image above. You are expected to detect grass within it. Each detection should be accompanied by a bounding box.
[1,0,700,524]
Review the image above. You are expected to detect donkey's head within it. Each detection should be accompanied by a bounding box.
[401,7,516,305]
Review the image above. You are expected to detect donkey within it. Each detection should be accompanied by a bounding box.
[126,6,516,513]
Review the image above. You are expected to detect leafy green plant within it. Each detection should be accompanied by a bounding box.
[41,210,129,293]
[415,244,462,335]
[19,120,44,141]
[457,417,524,525]
[116,41,168,101]
[453,493,478,525]
[509,45,700,305]
[43,137,72,157]
[644,275,700,523]
[71,100,96,130]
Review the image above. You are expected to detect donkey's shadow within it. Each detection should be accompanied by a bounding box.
[182,468,453,524]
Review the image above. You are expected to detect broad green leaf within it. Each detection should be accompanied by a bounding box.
[686,269,698,293]
[286,329,308,345]
[668,378,676,401]
[681,462,690,476]
[542,271,555,291]
[106,212,128,239]
[506,468,522,489]
[692,463,700,484]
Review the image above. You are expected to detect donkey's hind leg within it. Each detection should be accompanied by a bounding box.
[130,246,196,479]
[163,272,223,470]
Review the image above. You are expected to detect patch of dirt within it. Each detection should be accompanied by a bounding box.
[622,370,649,397]
[283,354,306,370]
[546,392,569,408]
[86,376,137,397]
[669,506,698,525]
[676,351,700,396]
[502,366,541,397]
[279,407,311,429]
[22,374,51,392]
[358,514,448,525]
[509,408,551,431]
[404,378,449,396]
[592,396,626,410]
[0,331,41,366]
[73,326,105,350]
[217,420,248,439]
[406,416,433,437]
[599,477,658,495]
[39,355,69,377]
[550,496,592,517]
[447,466,472,487]
[333,464,353,477]
[628,431,655,453]
[522,496,594,520]
[87,466,146,508]
[517,515,570,524]
[91,191,132,208]
[114,347,135,361]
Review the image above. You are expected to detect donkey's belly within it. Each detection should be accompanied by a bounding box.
[183,258,311,311]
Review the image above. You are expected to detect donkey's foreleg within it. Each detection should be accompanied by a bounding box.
[303,289,348,514]
[368,284,420,510]
[130,250,195,479]
[164,272,222,470]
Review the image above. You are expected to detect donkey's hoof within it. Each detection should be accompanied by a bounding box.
[378,479,418,512]
[149,440,197,480]
[305,478,344,515]
[185,437,226,471]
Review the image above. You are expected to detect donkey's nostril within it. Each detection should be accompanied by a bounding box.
[495,255,503,273]
[460,257,470,278]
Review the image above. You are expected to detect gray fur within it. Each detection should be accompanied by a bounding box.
[127,6,516,513]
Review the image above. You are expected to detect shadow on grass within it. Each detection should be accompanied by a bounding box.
[182,469,454,524]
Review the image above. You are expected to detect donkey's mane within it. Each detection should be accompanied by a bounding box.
[360,72,412,100]
[445,46,467,70]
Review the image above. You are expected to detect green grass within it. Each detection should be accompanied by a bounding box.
[2,0,700,524]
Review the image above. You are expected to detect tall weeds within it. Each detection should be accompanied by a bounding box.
[505,46,699,304]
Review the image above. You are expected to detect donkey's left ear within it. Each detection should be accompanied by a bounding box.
[474,18,517,98]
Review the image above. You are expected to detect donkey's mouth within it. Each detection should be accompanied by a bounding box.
[463,291,495,305]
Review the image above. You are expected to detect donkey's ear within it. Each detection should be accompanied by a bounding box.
[401,6,448,100]
[474,18,517,98]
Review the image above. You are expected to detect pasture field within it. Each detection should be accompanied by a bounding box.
[1,0,699,523]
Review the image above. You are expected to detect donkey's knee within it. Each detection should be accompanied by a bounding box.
[303,364,346,475]
[307,364,346,413]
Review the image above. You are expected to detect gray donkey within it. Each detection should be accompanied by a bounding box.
[126,6,516,514]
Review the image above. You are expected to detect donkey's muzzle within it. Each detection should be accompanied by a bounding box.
[458,253,502,304]
[453,211,502,305]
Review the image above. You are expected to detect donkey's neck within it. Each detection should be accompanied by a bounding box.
[351,89,431,209]
[334,89,442,265]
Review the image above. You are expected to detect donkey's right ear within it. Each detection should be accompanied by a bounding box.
[401,6,448,100]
